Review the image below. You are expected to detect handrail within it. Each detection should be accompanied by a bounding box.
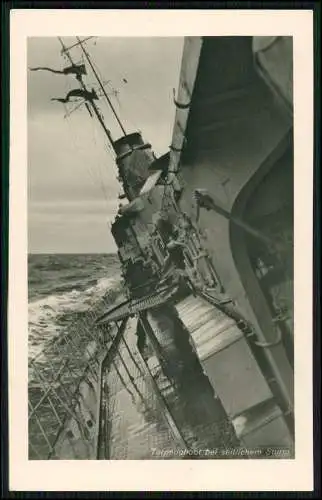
[94,317,129,459]
[136,315,189,450]
[46,361,94,459]
[28,360,68,420]
[95,284,179,326]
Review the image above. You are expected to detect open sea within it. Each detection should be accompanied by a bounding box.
[27,253,261,460]
[28,253,122,360]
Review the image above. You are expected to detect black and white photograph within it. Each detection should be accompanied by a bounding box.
[27,34,295,461]
[8,9,314,492]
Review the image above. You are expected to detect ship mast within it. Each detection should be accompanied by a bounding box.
[75,37,127,138]
[58,37,117,152]
[58,37,144,201]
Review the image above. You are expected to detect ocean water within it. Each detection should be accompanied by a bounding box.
[28,253,237,460]
[28,253,122,360]
[28,254,292,460]
[28,253,130,459]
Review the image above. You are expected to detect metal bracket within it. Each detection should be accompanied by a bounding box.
[169,144,184,153]
[169,137,187,153]
[252,329,282,348]
[173,88,191,110]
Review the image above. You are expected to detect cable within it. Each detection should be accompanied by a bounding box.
[64,110,109,209]
[89,114,110,205]
[111,84,140,133]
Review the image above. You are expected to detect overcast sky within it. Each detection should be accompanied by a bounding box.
[28,37,184,253]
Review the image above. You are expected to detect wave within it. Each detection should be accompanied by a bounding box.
[28,253,120,301]
[28,274,123,361]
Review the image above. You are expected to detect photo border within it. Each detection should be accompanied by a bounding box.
[2,1,320,495]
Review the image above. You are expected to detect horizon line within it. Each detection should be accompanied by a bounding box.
[28,251,117,255]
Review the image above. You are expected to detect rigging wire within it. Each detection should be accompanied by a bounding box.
[89,57,126,133]
[58,39,117,208]
[74,43,119,188]
[60,38,175,217]
[89,119,109,204]
[111,84,141,134]
[76,36,126,139]
[78,38,158,142]
[84,41,138,135]
[77,48,117,161]
[89,46,169,124]
[89,114,114,207]
[64,107,109,208]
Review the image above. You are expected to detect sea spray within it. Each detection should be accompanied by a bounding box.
[28,275,123,361]
[28,253,124,459]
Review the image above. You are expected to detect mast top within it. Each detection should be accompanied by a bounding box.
[58,36,128,140]
[75,36,127,138]
[57,36,116,150]
[59,36,95,55]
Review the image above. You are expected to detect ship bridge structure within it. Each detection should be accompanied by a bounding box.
[168,36,294,446]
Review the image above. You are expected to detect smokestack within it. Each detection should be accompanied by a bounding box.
[114,132,156,201]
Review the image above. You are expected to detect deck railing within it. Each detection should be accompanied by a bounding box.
[28,310,108,460]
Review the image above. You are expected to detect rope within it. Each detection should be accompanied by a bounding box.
[85,43,162,132]
[64,112,103,201]
[64,104,114,211]
[111,84,140,133]
[89,115,111,205]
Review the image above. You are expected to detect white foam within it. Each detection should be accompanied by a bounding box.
[28,274,122,361]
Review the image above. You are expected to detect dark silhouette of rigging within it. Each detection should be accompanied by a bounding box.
[51,88,99,104]
[56,37,115,149]
[29,64,87,78]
